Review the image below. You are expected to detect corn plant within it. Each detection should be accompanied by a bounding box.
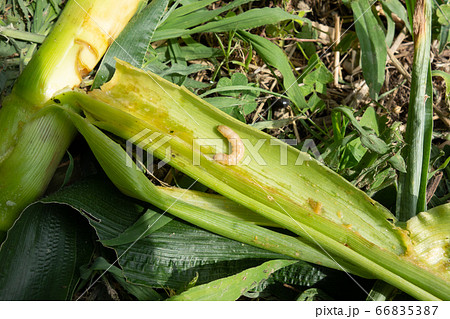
[0,0,142,238]
[0,0,448,301]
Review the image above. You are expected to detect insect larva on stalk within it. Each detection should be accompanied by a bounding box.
[214,125,245,166]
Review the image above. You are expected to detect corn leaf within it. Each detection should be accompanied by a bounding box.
[41,174,338,290]
[0,203,93,300]
[51,106,372,277]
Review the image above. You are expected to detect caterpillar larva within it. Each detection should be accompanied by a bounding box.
[214,125,245,165]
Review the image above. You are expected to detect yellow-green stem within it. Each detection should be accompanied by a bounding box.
[0,0,141,233]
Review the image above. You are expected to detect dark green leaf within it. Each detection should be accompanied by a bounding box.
[0,203,93,300]
[41,176,287,290]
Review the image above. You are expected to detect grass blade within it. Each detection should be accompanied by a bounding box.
[188,8,300,34]
[381,0,412,34]
[351,0,387,100]
[154,7,301,42]
[160,0,254,30]
[238,30,308,109]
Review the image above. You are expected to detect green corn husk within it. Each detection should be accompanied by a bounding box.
[55,60,449,300]
[157,187,279,228]
[0,0,141,235]
[407,203,450,280]
[55,105,373,278]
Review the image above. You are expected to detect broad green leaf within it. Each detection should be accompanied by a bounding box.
[0,203,93,300]
[169,259,296,300]
[40,175,291,290]
[92,0,170,88]
[388,152,407,173]
[351,0,387,100]
[436,4,450,26]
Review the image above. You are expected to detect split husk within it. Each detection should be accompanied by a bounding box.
[53,60,449,300]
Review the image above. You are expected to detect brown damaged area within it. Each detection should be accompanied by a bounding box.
[308,198,323,215]
[413,0,427,41]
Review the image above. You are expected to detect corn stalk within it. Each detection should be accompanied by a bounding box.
[0,0,141,236]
